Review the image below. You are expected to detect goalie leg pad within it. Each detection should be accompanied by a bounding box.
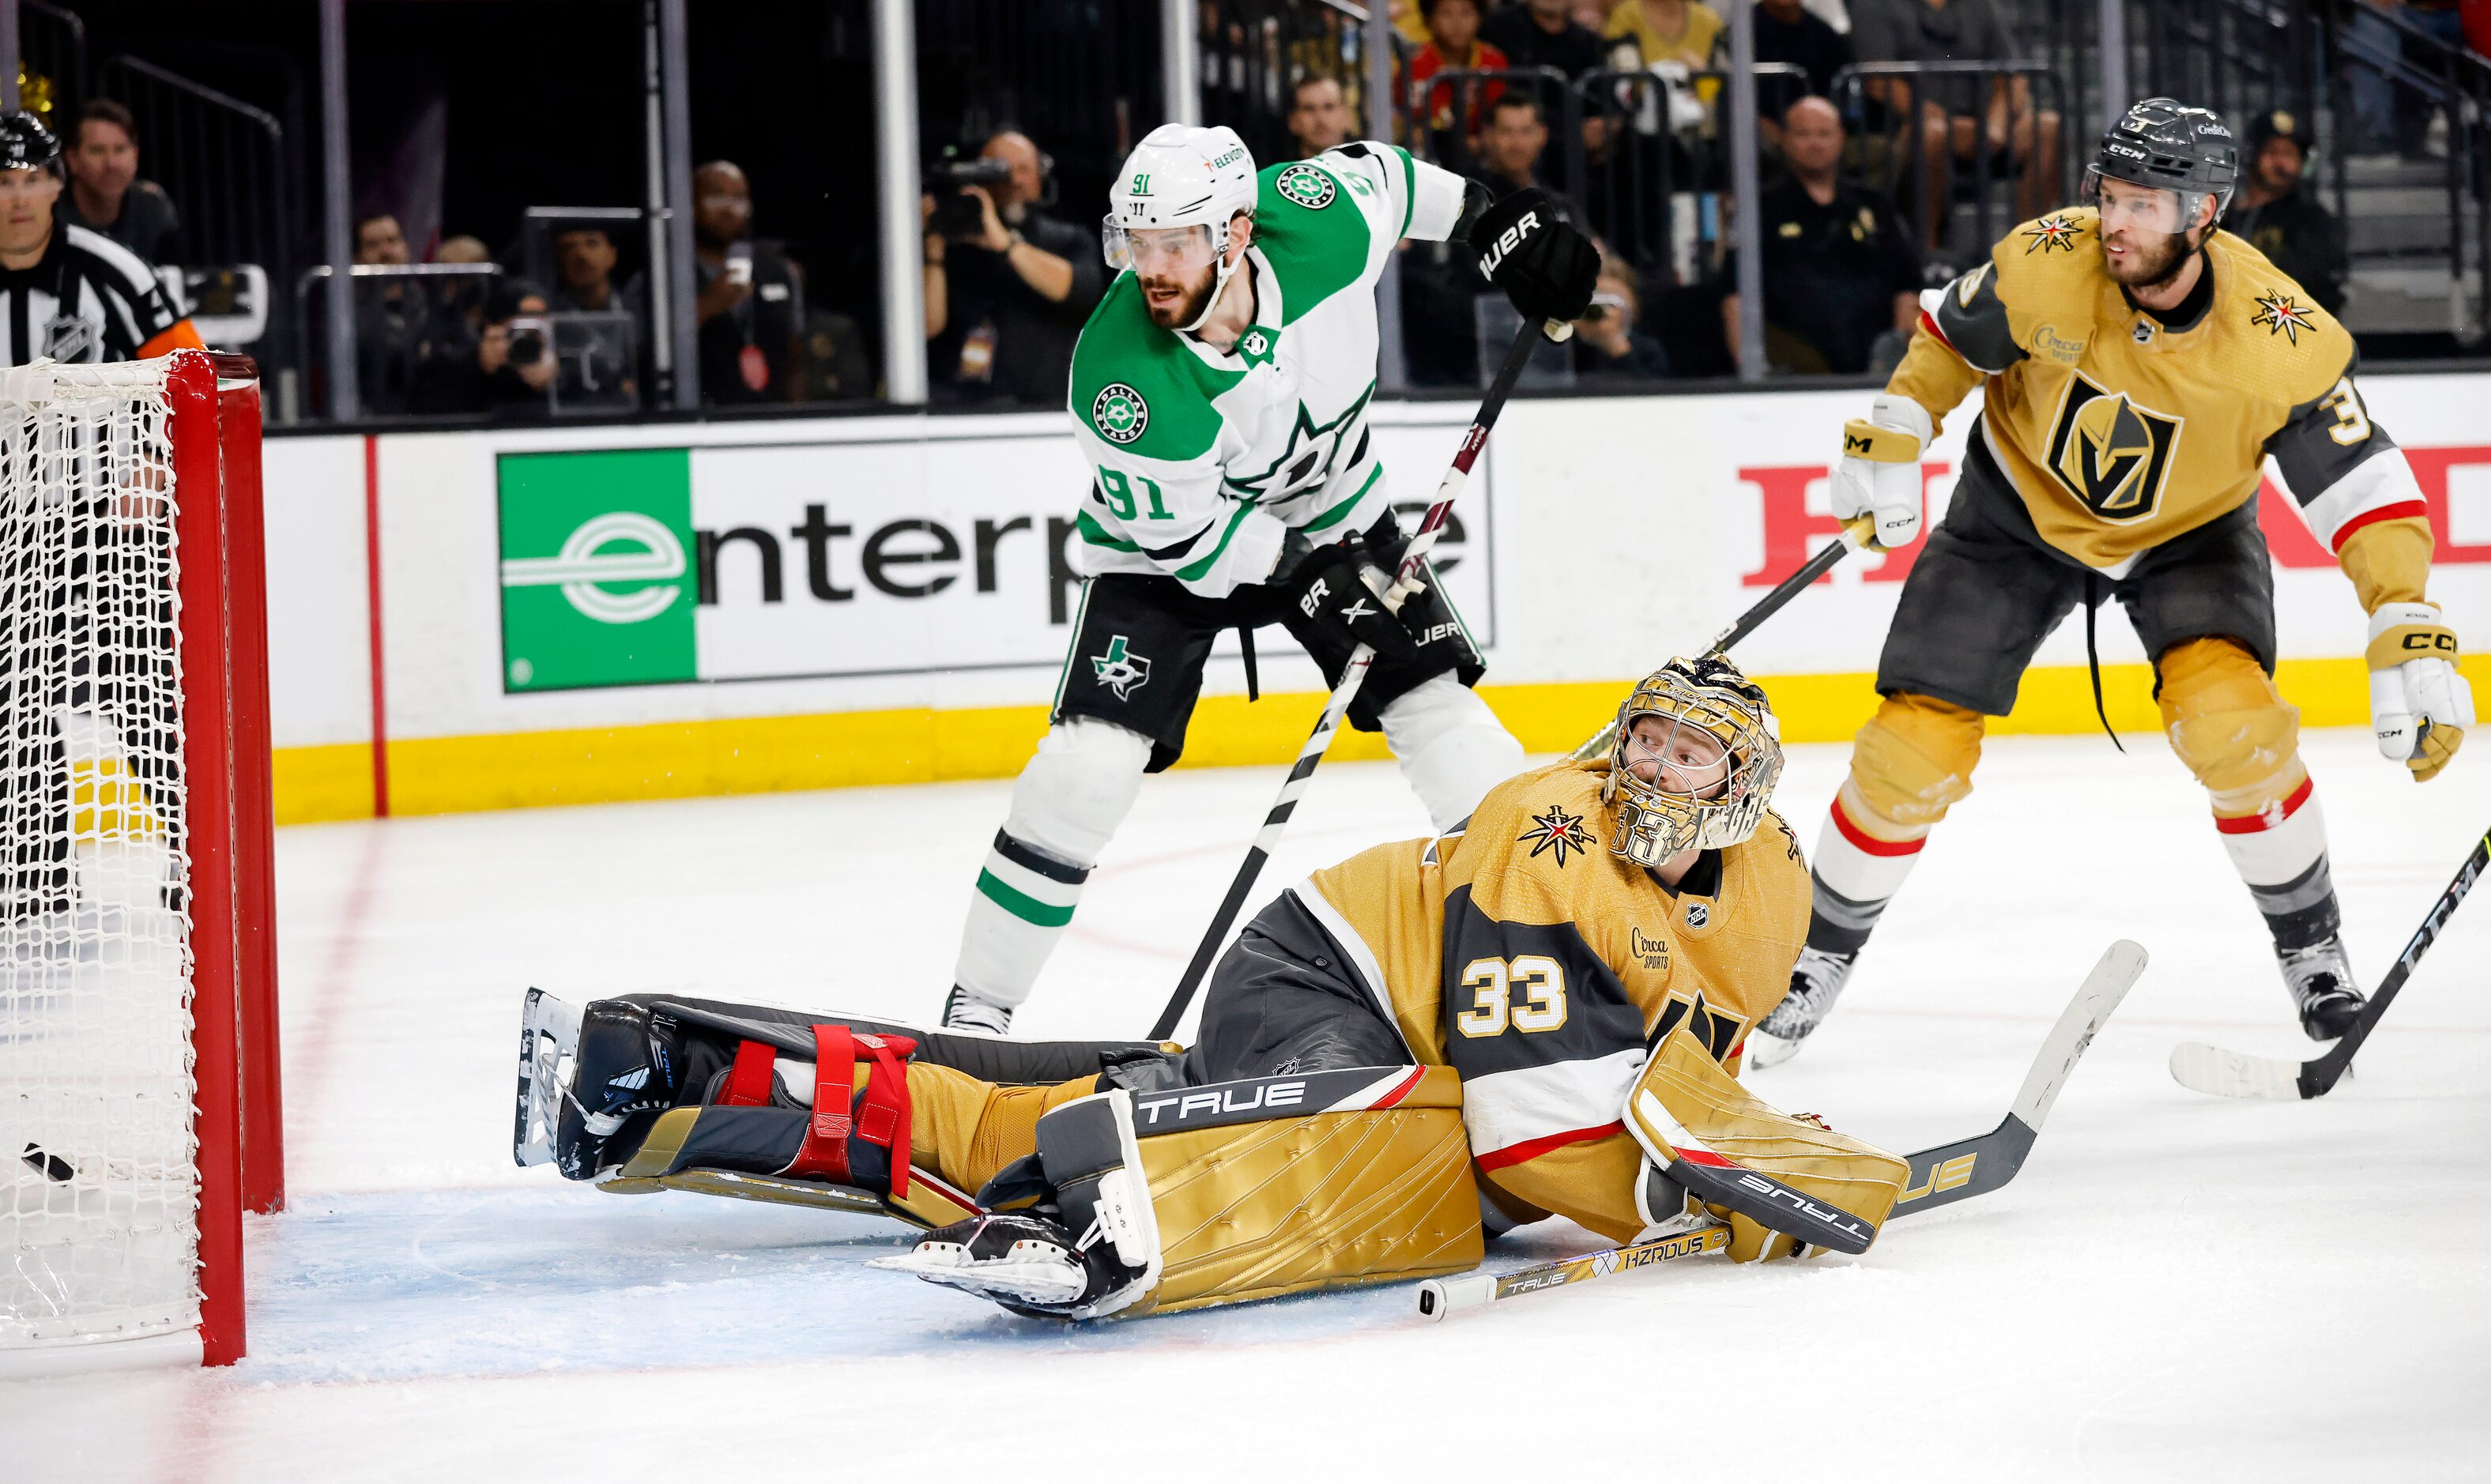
[1624,1029,1907,1259]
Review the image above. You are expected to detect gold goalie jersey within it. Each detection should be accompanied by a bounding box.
[1891,207,2433,606]
[1299,759,1811,1242]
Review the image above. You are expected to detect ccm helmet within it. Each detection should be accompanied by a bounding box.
[2084,97,2238,227]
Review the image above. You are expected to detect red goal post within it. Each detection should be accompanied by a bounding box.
[0,349,282,1372]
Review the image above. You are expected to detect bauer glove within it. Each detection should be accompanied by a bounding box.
[1467,188,1597,325]
[1830,393,1931,552]
[2367,601,2474,782]
[1273,530,1423,661]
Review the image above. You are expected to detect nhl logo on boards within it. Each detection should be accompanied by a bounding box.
[1276,164,1336,209]
[1090,635,1151,699]
[1092,383,1150,445]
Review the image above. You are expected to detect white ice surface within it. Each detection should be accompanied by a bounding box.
[6,729,2489,1481]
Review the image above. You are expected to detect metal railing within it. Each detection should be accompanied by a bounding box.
[24,1,85,108]
[1197,0,1383,165]
[1828,61,2068,261]
[293,263,503,420]
[95,55,291,284]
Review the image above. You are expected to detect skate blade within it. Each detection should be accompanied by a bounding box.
[1746,1032,1804,1070]
[513,988,583,1167]
[870,1245,1087,1305]
[2168,1041,2302,1101]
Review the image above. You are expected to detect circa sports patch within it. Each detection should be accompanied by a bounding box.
[1275,163,1337,210]
[1091,382,1149,444]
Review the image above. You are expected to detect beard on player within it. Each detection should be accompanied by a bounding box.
[1139,254,1218,329]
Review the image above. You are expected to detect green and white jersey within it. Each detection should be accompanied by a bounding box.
[1065,142,1472,597]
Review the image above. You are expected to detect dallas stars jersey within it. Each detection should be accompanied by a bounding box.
[1065,142,1472,597]
[1891,207,2433,607]
[1296,759,1811,1241]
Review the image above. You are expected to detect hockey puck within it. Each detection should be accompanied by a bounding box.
[21,1143,73,1182]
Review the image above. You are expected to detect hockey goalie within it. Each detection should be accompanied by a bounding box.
[512,659,1910,1319]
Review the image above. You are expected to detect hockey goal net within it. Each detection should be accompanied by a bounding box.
[0,350,280,1372]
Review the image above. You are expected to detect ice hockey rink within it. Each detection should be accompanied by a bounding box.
[7,725,2488,1481]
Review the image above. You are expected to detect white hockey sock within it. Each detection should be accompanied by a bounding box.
[1377,674,1525,831]
[2213,777,2339,951]
[952,718,1151,1008]
[1806,786,1931,958]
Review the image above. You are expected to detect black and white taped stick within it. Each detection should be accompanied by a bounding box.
[1565,521,1871,764]
[1146,317,1566,1042]
[2171,824,2489,1100]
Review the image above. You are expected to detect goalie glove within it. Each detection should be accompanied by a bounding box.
[1830,393,1931,552]
[2367,601,2474,782]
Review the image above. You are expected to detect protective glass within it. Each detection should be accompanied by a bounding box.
[1102,218,1216,275]
[2081,168,2196,235]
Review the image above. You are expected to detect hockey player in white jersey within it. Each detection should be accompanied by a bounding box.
[941,122,1596,1032]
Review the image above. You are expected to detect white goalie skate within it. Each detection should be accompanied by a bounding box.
[1747,946,1857,1069]
[512,987,583,1168]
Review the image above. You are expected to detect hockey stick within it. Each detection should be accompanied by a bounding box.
[1146,318,1566,1041]
[2170,825,2489,1101]
[1415,939,2143,1318]
[1564,522,1871,764]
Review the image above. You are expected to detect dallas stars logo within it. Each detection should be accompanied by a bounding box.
[1518,804,1593,867]
[2250,292,2317,346]
[1091,382,1149,445]
[2022,214,2082,254]
[1275,164,1336,210]
[1090,635,1151,699]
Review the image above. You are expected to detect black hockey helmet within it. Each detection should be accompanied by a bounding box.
[0,111,59,174]
[2087,98,2237,218]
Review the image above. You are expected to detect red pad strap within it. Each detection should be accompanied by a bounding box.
[854,1033,917,1198]
[721,1038,778,1107]
[784,1024,858,1185]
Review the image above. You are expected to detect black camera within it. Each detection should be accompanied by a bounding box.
[927,152,1014,241]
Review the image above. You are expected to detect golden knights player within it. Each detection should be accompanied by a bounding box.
[1753,99,2475,1066]
[519,660,1911,1318]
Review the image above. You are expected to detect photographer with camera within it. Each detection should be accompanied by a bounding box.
[921,129,1102,406]
[692,160,807,404]
[411,277,557,415]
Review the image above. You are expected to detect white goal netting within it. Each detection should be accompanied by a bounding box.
[0,360,202,1353]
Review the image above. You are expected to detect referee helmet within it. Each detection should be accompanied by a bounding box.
[0,111,60,173]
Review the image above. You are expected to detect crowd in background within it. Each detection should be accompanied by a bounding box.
[47,0,2489,417]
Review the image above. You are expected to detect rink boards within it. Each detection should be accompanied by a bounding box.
[256,372,2491,820]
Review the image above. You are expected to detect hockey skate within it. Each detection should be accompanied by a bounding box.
[2278,933,2365,1041]
[940,985,1012,1036]
[1747,946,1857,1069]
[511,989,688,1179]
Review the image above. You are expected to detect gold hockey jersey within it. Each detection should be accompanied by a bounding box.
[1298,759,1811,1242]
[1890,207,2433,606]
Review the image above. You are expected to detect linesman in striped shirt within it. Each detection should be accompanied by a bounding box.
[0,110,200,365]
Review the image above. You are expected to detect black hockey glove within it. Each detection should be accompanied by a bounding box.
[1272,531,1422,661]
[1467,188,1598,324]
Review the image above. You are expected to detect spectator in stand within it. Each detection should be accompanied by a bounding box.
[58,100,180,265]
[692,160,807,404]
[411,277,556,415]
[1573,269,1670,381]
[2223,108,2346,316]
[1410,0,1509,139]
[1720,96,1922,375]
[1483,0,1607,79]
[1602,0,1724,69]
[923,128,1103,408]
[1470,92,1585,220]
[351,211,424,415]
[1287,75,1355,159]
[1848,0,2060,251]
[1754,0,1853,125]
[548,225,646,408]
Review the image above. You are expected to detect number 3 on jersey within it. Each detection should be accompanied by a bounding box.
[1098,467,1172,520]
[1457,955,1569,1038]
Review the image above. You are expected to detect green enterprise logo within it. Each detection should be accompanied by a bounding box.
[497,448,698,691]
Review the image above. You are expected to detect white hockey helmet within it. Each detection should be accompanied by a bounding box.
[1103,123,1257,331]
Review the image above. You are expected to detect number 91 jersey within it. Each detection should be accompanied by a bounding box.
[1065,143,1473,598]
[1299,759,1812,1241]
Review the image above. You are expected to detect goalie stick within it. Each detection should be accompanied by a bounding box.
[1147,317,1568,1042]
[1416,939,2146,1319]
[2169,824,2489,1101]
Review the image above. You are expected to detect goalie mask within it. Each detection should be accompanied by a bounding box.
[1601,655,1783,868]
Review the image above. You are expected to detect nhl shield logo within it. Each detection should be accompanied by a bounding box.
[40,315,95,362]
[1276,164,1336,209]
[1684,902,1709,928]
[1092,383,1149,445]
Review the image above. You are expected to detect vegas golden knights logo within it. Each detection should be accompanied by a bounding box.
[1651,990,1744,1063]
[2044,371,2183,522]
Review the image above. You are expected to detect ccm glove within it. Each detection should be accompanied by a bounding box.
[2367,601,2474,782]
[1830,393,1931,551]
[1467,188,1597,324]
[1273,531,1422,661]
